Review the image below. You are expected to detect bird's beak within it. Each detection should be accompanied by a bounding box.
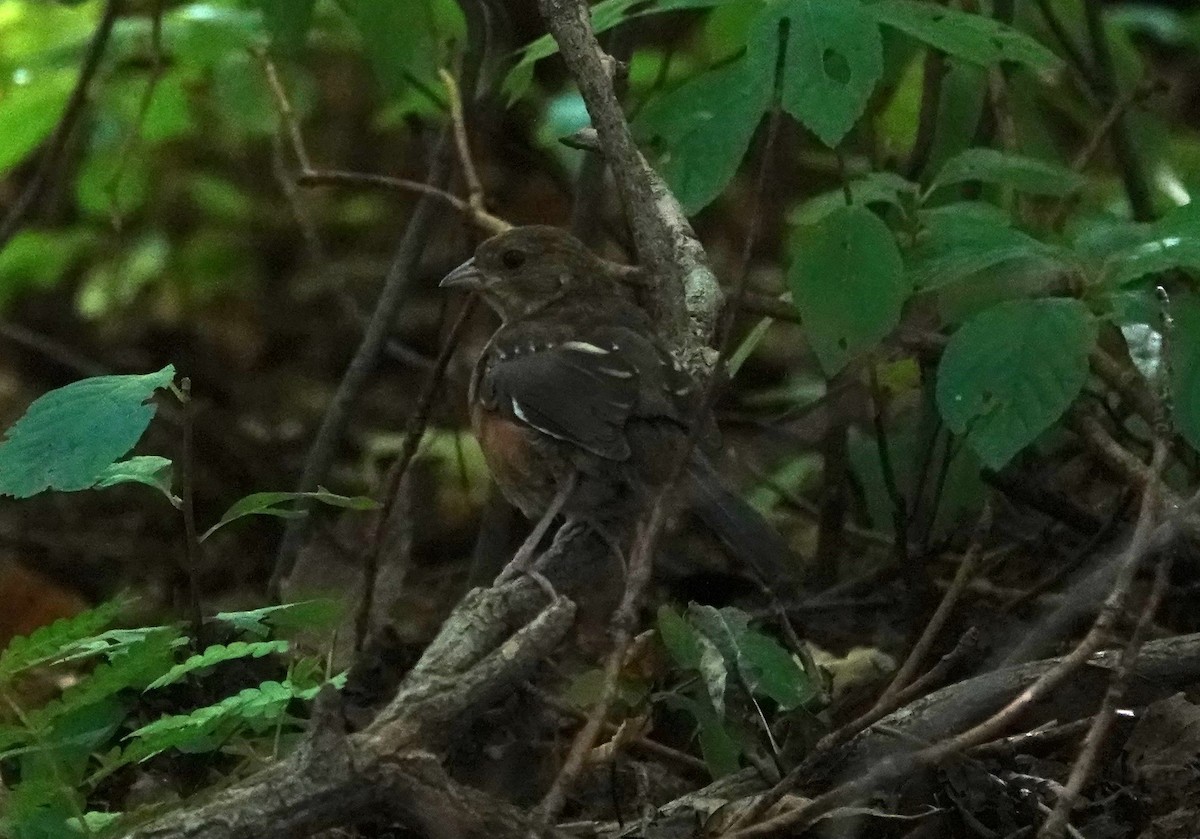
[439,257,484,291]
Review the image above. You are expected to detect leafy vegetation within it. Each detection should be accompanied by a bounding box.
[1,0,1199,836]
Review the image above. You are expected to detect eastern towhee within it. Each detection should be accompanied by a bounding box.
[441,226,797,597]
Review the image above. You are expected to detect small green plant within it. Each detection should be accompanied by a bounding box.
[655,604,820,778]
[0,367,373,836]
[0,598,343,838]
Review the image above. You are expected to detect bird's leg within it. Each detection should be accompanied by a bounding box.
[496,470,578,585]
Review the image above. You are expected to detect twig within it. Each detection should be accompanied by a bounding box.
[1039,529,1172,837]
[724,437,1171,838]
[535,535,655,827]
[0,0,120,250]
[523,684,709,777]
[970,718,1095,759]
[440,68,487,215]
[296,170,510,234]
[724,510,988,835]
[1081,0,1154,221]
[270,133,457,597]
[176,378,205,641]
[353,296,479,649]
[868,361,908,564]
[537,0,722,370]
[881,504,991,702]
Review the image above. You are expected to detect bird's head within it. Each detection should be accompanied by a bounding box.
[440,226,622,320]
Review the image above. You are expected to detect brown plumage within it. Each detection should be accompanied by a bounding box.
[442,226,797,594]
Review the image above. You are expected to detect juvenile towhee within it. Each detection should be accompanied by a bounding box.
[441,226,797,596]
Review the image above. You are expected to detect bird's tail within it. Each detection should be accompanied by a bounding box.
[684,454,800,598]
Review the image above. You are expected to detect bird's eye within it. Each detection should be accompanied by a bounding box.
[501,249,526,270]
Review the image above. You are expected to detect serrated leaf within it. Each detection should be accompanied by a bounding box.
[92,456,178,506]
[635,54,773,213]
[908,205,1064,291]
[757,0,883,147]
[927,147,1085,197]
[200,489,378,542]
[871,0,1061,73]
[0,365,175,498]
[146,640,289,690]
[788,204,908,374]
[936,298,1096,468]
[789,171,918,226]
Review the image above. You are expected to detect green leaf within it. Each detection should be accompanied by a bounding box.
[927,148,1085,197]
[200,489,378,542]
[662,691,742,778]
[757,0,883,147]
[355,0,465,103]
[734,631,815,711]
[0,228,95,311]
[0,601,127,682]
[146,640,289,690]
[908,204,1063,291]
[936,298,1096,468]
[0,366,175,498]
[1102,203,1200,285]
[870,0,1061,73]
[1169,295,1200,453]
[788,171,918,226]
[502,0,738,102]
[657,605,703,670]
[0,69,76,175]
[788,204,908,374]
[257,0,316,49]
[635,55,773,213]
[92,456,177,505]
[211,599,343,639]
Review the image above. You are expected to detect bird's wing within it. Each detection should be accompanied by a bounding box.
[479,327,684,461]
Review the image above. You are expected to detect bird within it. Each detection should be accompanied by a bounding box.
[441,225,798,597]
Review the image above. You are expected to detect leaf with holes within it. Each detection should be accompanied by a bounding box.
[936,298,1096,469]
[755,0,883,147]
[635,54,773,213]
[788,205,908,374]
[928,148,1085,197]
[0,366,175,498]
[871,0,1061,73]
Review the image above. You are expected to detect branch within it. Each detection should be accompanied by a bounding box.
[536,0,721,371]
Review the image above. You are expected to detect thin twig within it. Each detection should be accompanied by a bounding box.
[868,361,908,564]
[353,296,478,649]
[439,68,487,215]
[881,504,991,702]
[176,378,205,641]
[0,0,120,250]
[1082,0,1154,221]
[1039,530,1172,837]
[296,170,510,234]
[724,440,1171,839]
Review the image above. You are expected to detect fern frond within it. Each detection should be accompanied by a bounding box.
[145,640,289,690]
[0,599,128,682]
